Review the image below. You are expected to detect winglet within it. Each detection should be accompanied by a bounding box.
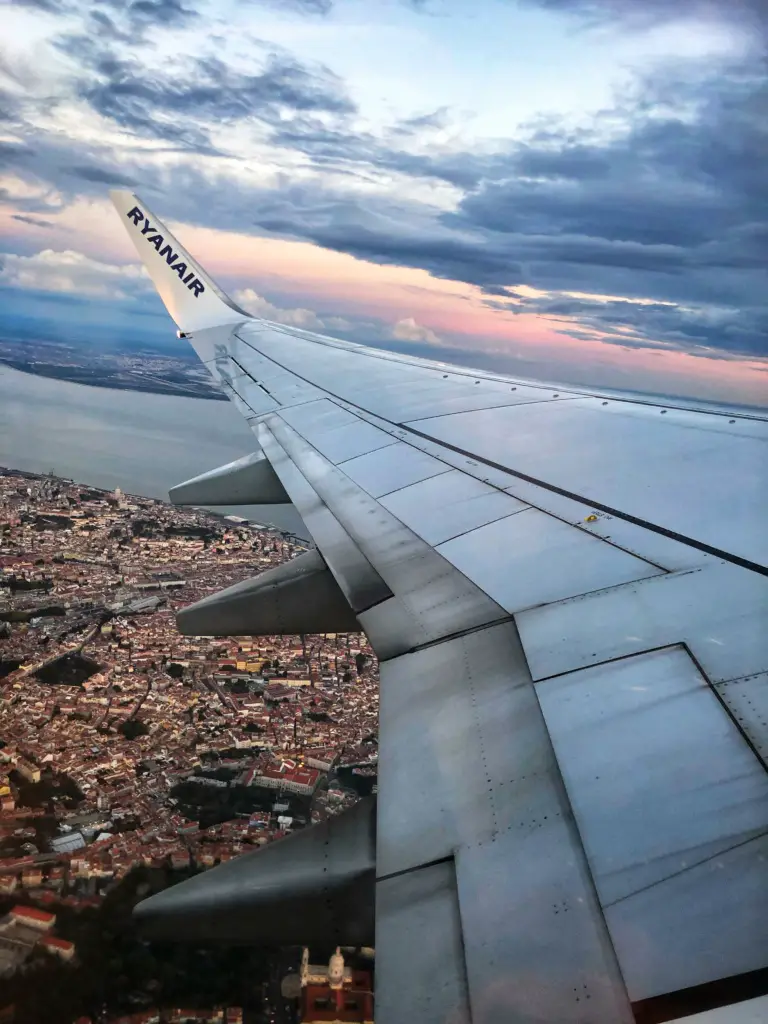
[110,190,251,333]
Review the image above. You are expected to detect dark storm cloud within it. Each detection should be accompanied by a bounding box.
[0,126,189,216]
[120,0,199,28]
[0,91,14,121]
[67,164,136,185]
[269,107,464,181]
[450,61,767,284]
[521,0,768,35]
[395,107,451,133]
[0,141,33,164]
[251,67,762,286]
[7,0,69,11]
[188,55,354,117]
[243,0,334,13]
[261,212,524,286]
[267,117,508,189]
[513,144,612,182]
[56,44,220,151]
[457,174,728,249]
[11,213,54,227]
[523,294,768,358]
[55,27,355,153]
[247,182,691,282]
[87,11,139,43]
[7,0,198,24]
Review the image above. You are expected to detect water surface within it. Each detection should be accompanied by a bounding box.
[0,366,305,535]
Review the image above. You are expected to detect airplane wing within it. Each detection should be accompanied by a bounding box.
[111,190,768,1024]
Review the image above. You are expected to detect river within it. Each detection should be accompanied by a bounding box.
[0,365,306,535]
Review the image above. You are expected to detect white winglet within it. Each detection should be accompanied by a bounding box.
[110,190,251,333]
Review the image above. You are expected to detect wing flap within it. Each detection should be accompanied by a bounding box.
[375,861,471,1024]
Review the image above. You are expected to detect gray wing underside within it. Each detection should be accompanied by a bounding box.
[163,318,768,1024]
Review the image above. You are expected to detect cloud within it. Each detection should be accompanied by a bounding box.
[0,249,150,299]
[0,141,33,165]
[526,293,768,358]
[248,187,525,287]
[67,164,136,185]
[3,50,764,369]
[232,287,440,347]
[446,59,767,306]
[393,106,452,135]
[392,316,440,344]
[7,0,199,27]
[7,0,68,11]
[265,118,506,190]
[0,91,17,122]
[2,0,765,372]
[521,0,768,40]
[232,287,444,349]
[232,286,333,329]
[118,0,199,28]
[409,0,767,41]
[243,0,334,13]
[11,213,54,227]
[239,56,766,360]
[55,31,356,154]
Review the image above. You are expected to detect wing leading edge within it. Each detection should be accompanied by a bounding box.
[111,192,768,1024]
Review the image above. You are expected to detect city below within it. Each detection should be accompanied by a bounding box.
[0,467,378,1024]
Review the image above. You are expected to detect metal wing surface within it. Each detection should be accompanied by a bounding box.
[111,191,768,1024]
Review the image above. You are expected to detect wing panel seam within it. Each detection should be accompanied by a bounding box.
[377,615,514,663]
[404,426,768,577]
[375,854,454,885]
[602,828,768,910]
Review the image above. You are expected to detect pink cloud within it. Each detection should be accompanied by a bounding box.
[2,197,765,407]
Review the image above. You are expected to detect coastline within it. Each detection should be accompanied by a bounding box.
[0,357,227,402]
[0,364,307,535]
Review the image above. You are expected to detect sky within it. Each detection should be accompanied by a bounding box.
[0,0,766,405]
